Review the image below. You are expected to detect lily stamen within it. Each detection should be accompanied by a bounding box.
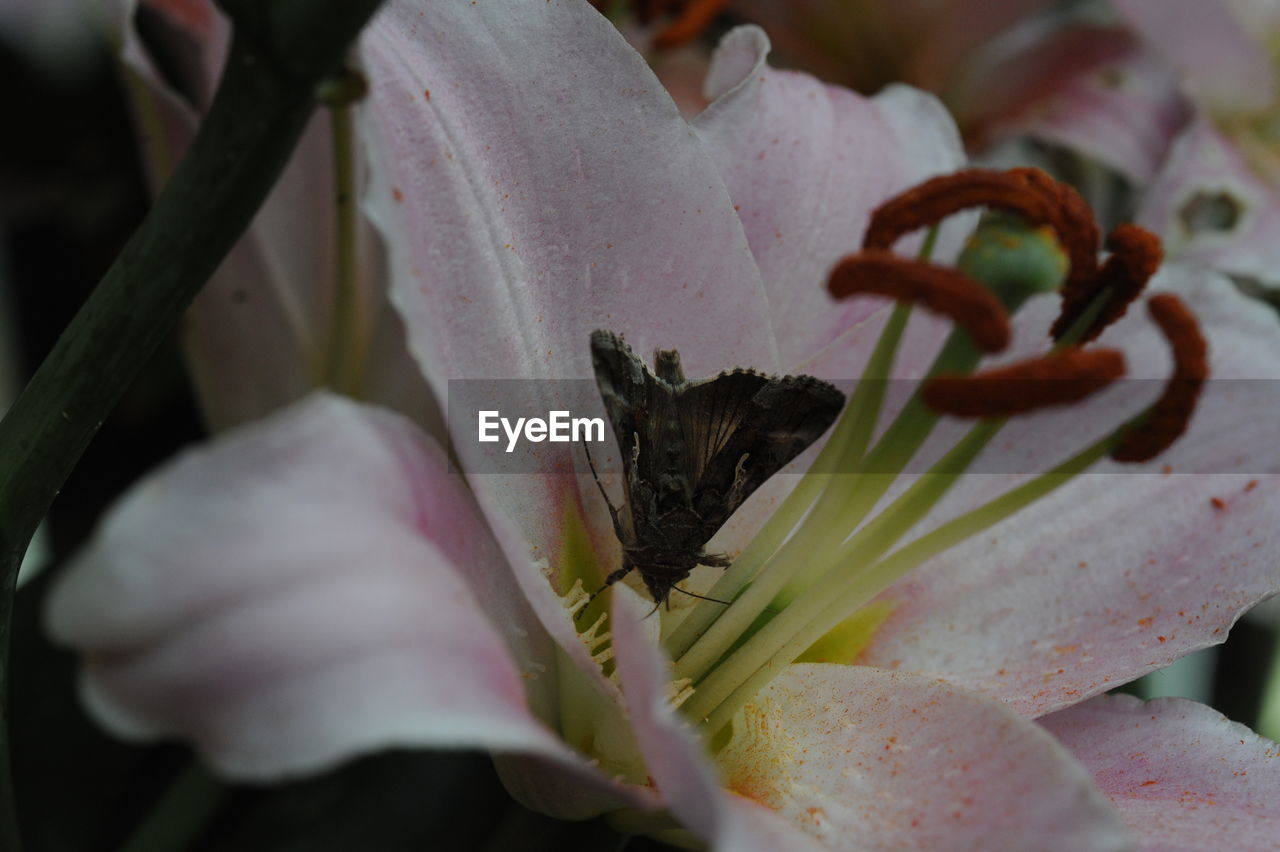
[827,252,1011,353]
[1112,294,1208,463]
[922,347,1127,418]
[1053,224,1164,342]
[660,169,1214,746]
[863,168,1059,252]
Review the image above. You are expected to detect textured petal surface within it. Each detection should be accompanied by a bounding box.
[715,665,1132,851]
[693,26,967,369]
[610,595,825,851]
[976,32,1190,184]
[1138,119,1280,287]
[1041,694,1280,851]
[358,0,783,624]
[361,0,776,389]
[1112,0,1276,113]
[47,394,564,777]
[111,0,432,430]
[856,264,1280,717]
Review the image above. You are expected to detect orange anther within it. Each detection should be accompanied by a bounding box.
[828,251,1011,353]
[922,348,1126,418]
[1111,294,1208,462]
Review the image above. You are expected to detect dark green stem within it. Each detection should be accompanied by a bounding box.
[0,2,385,849]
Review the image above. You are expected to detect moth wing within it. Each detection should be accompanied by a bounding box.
[589,330,658,539]
[677,371,845,531]
[590,329,649,452]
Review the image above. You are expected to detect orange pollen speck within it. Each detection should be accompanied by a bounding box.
[828,251,1011,353]
[922,347,1127,418]
[863,169,1060,252]
[1112,294,1208,463]
[1053,224,1163,342]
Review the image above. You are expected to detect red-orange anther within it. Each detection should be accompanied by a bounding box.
[1052,224,1163,343]
[1008,167,1100,294]
[1111,294,1208,462]
[863,169,1059,252]
[922,348,1127,418]
[828,251,1011,353]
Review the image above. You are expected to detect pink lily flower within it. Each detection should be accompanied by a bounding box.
[49,1,1280,848]
[958,0,1280,291]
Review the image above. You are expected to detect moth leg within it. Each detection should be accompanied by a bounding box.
[699,552,733,568]
[671,585,731,606]
[582,440,626,540]
[579,564,633,618]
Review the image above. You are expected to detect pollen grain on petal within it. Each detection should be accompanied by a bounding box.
[863,169,1057,252]
[1052,224,1163,343]
[922,347,1127,418]
[1112,294,1208,463]
[828,251,1011,353]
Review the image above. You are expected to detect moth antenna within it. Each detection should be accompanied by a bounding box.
[577,565,632,622]
[671,585,732,606]
[583,441,626,539]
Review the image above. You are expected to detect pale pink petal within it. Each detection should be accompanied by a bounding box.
[47,394,568,778]
[361,0,776,390]
[857,263,1280,717]
[973,31,1190,184]
[609,595,826,851]
[693,26,967,369]
[1111,0,1276,113]
[357,0,783,649]
[109,0,431,430]
[1137,119,1280,287]
[493,752,662,822]
[714,665,1132,850]
[1041,694,1280,850]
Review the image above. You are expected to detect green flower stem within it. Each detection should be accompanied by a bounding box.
[671,327,980,684]
[664,227,940,661]
[0,3,385,848]
[698,423,1126,735]
[118,763,226,852]
[681,418,1003,724]
[664,301,913,662]
[324,97,368,395]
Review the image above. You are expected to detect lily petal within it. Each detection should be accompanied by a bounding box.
[361,0,776,390]
[693,25,968,368]
[1111,0,1276,114]
[609,594,826,851]
[974,33,1190,184]
[1041,694,1280,850]
[715,664,1133,850]
[357,0,782,657]
[857,264,1280,717]
[108,0,433,430]
[47,394,563,777]
[1137,119,1280,287]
